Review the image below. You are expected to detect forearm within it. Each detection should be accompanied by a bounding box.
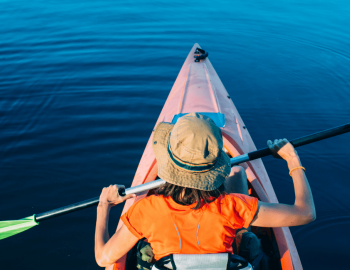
[287,157,316,222]
[95,204,111,265]
[94,185,137,267]
[251,139,316,227]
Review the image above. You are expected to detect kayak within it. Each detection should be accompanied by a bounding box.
[109,44,302,270]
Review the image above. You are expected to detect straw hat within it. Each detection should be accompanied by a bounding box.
[152,113,231,191]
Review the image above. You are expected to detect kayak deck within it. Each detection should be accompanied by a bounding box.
[110,44,302,270]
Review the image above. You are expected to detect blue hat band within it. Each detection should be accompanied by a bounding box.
[167,141,217,172]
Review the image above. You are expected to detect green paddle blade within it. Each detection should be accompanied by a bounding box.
[0,215,38,240]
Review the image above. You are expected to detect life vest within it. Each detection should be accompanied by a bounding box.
[152,253,252,270]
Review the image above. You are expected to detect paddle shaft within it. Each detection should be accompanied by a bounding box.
[35,123,350,222]
[230,123,350,166]
[35,180,166,222]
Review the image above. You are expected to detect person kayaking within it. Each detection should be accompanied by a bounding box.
[94,113,316,267]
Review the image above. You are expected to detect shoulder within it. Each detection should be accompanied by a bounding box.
[126,194,168,215]
[138,194,167,205]
[207,194,258,218]
[222,193,259,211]
[203,194,259,228]
[225,193,258,205]
[121,195,169,239]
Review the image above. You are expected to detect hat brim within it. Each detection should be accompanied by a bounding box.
[152,122,231,191]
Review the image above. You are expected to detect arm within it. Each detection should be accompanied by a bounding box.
[95,185,139,267]
[251,139,316,227]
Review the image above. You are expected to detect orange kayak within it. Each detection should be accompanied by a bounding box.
[109,43,302,270]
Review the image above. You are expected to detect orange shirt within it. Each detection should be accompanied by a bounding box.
[121,193,258,260]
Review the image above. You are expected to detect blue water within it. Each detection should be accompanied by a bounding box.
[1,1,350,269]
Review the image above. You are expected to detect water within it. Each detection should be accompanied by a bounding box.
[1,0,350,269]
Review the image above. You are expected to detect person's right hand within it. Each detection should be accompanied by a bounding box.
[267,139,299,161]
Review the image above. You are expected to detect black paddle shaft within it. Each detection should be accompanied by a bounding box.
[248,123,350,161]
[35,190,126,221]
[35,180,166,222]
[35,123,350,222]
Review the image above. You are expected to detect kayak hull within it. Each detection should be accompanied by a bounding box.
[110,44,302,270]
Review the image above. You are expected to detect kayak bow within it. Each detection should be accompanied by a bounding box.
[110,44,302,270]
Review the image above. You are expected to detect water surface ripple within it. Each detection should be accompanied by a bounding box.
[1,1,350,269]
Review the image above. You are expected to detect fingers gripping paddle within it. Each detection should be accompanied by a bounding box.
[1,123,349,240]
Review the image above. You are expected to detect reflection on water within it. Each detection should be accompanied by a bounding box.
[1,0,350,269]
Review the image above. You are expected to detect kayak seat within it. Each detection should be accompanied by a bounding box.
[152,253,252,270]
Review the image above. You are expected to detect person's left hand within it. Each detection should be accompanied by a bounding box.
[98,185,136,207]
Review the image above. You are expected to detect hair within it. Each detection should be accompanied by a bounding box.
[156,182,226,210]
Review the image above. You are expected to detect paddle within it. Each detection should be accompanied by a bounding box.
[0,180,166,240]
[1,123,349,241]
[230,123,350,166]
